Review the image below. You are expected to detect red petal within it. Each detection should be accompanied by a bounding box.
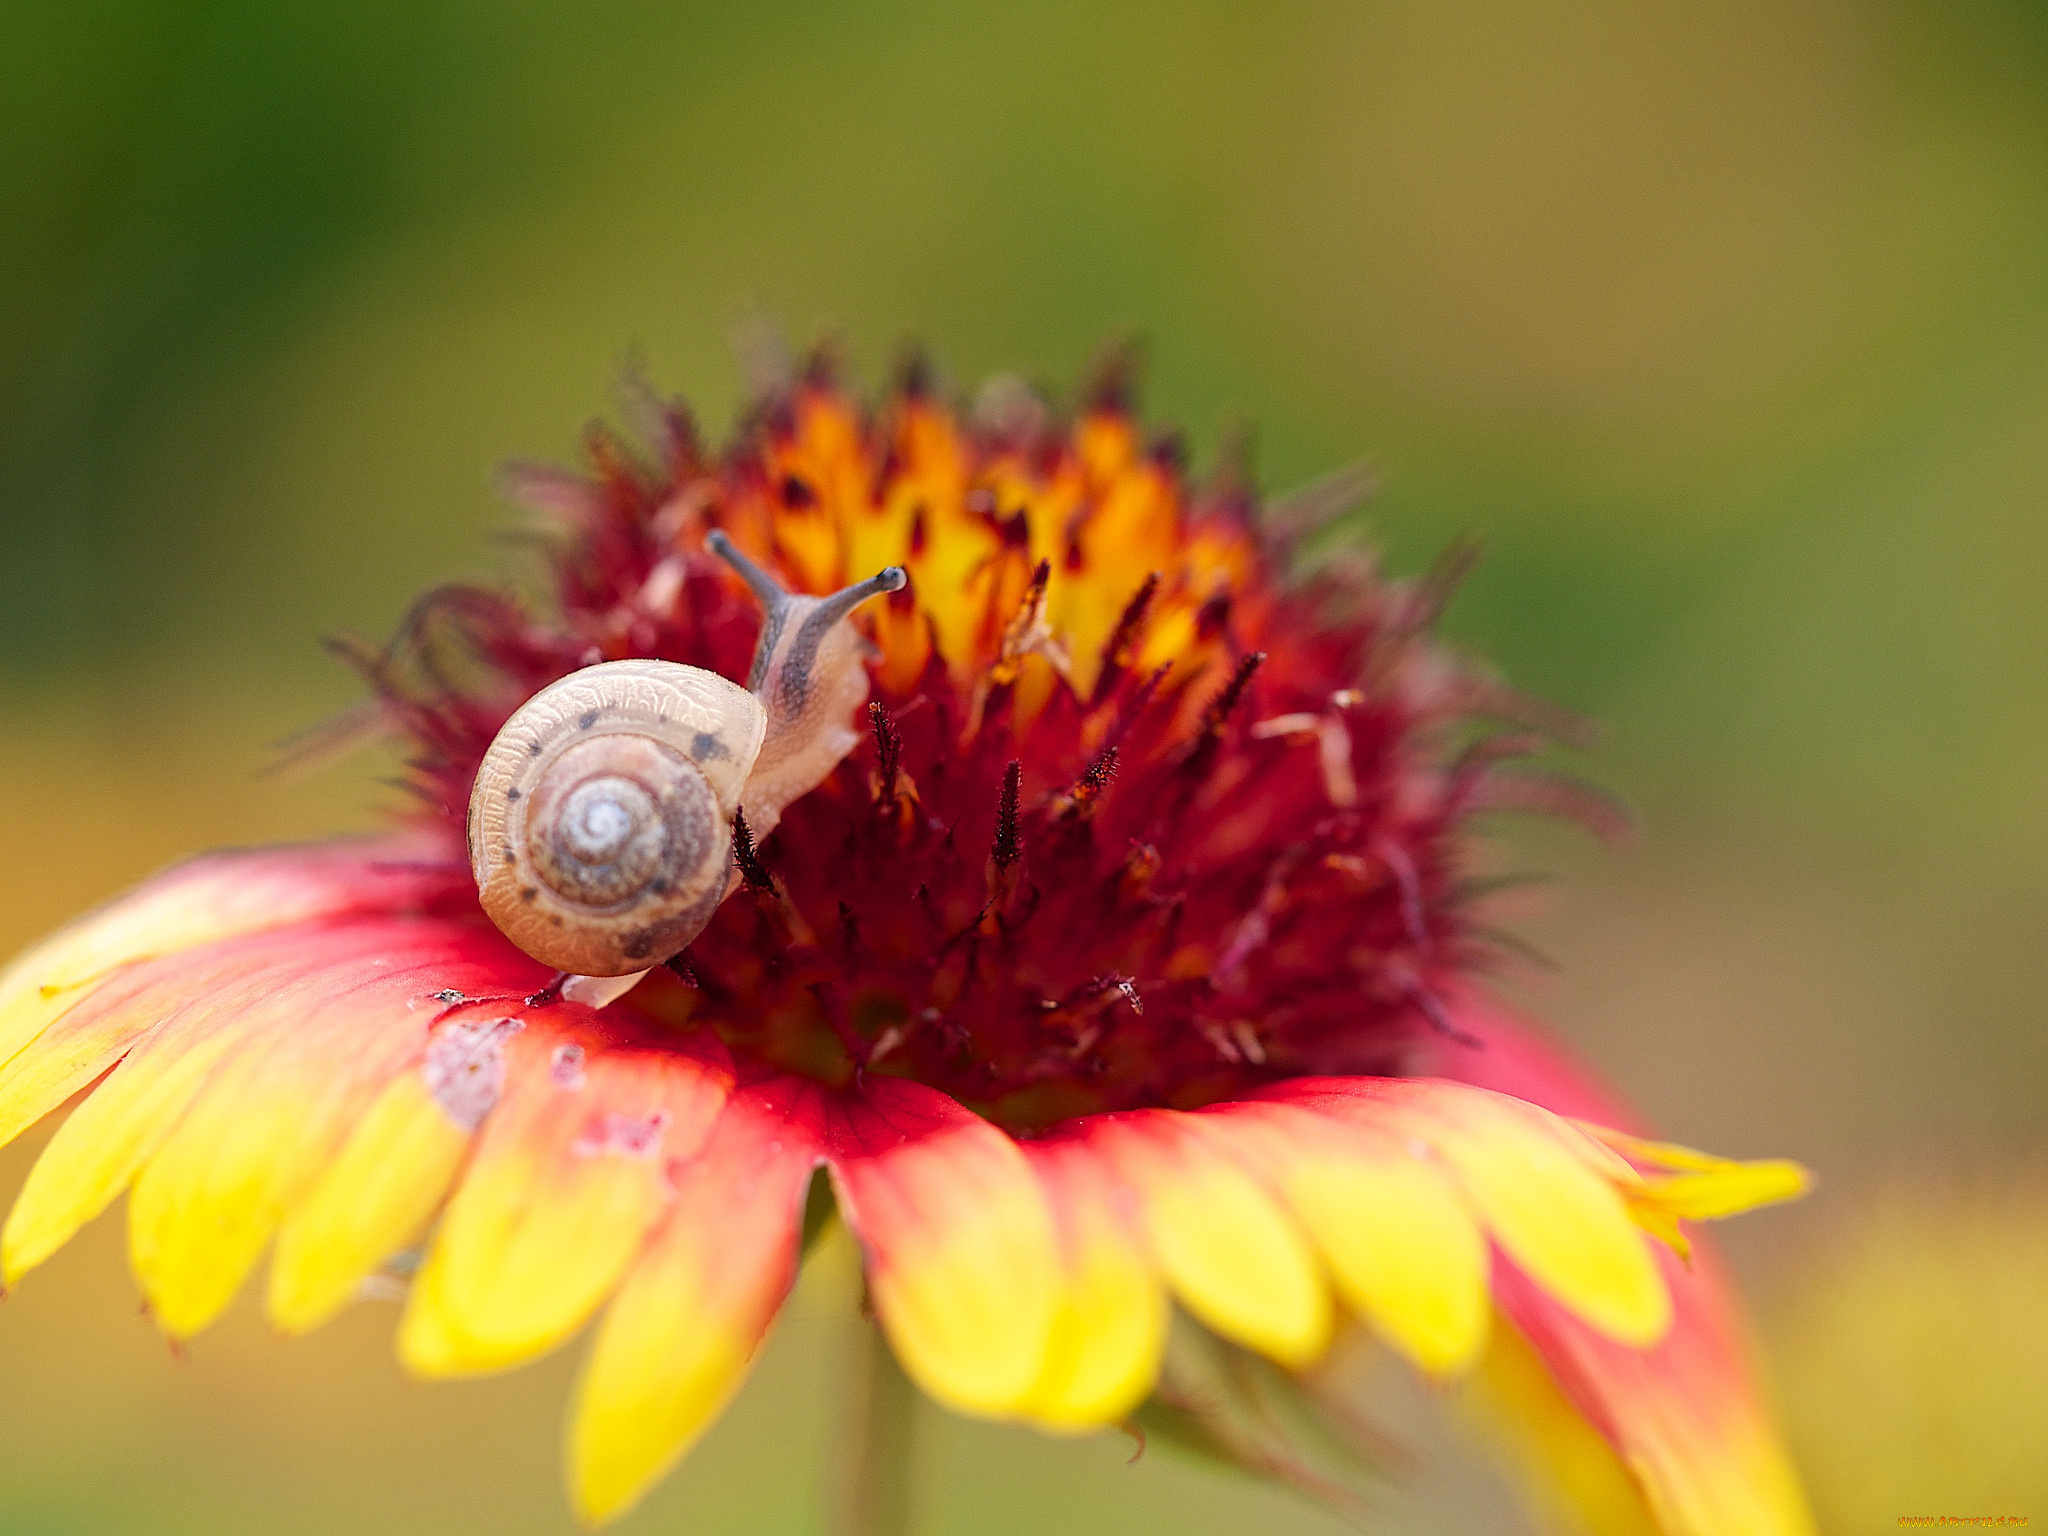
[399,1012,733,1376]
[824,1076,1061,1416]
[568,1075,825,1523]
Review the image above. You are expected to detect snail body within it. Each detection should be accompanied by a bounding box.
[468,534,906,977]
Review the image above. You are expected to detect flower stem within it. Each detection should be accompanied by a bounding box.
[833,1315,918,1536]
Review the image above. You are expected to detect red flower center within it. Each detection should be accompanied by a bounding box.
[366,362,1566,1132]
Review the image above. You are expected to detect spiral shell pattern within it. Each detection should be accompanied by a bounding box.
[467,660,767,975]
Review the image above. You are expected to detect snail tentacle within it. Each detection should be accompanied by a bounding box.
[702,527,787,608]
[706,529,906,840]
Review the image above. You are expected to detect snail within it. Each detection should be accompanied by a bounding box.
[468,530,907,985]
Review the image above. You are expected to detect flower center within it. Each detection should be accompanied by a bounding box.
[655,635,1457,1132]
[396,378,1505,1131]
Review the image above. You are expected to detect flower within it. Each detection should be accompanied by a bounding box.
[0,349,1810,1531]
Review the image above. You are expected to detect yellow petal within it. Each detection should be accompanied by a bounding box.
[1293,1080,1670,1347]
[1571,1125,1735,1174]
[568,1082,820,1526]
[0,837,456,1076]
[392,1258,470,1375]
[0,931,315,1155]
[1017,1137,1168,1430]
[267,1056,482,1336]
[1578,1125,1813,1224]
[827,1078,1061,1417]
[1206,1101,1490,1376]
[1626,1199,1694,1261]
[127,957,462,1339]
[0,922,418,1286]
[1640,1162,1810,1222]
[1421,1089,1669,1346]
[399,1025,730,1377]
[1,963,282,1285]
[1088,1110,1332,1369]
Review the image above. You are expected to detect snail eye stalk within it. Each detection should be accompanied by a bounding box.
[701,528,907,844]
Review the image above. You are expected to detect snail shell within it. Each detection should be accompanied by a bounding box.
[468,661,767,976]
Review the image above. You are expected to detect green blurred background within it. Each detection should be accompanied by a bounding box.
[3,0,2045,1530]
